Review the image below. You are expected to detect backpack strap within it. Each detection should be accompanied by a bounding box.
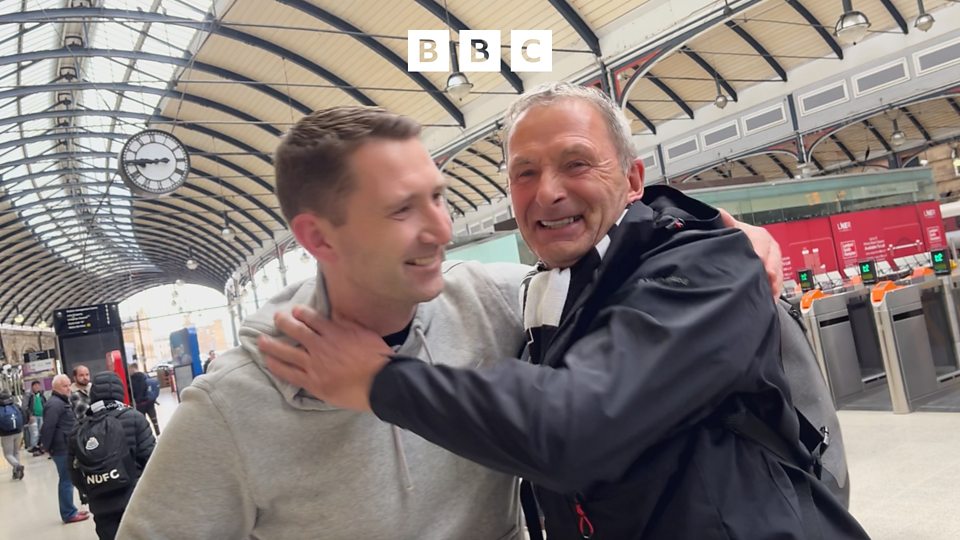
[519,479,543,540]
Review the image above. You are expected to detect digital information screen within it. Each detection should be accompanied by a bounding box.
[931,249,951,276]
[53,303,120,336]
[858,260,878,285]
[797,268,815,292]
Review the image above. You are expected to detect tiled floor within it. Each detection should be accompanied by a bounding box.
[2,391,959,538]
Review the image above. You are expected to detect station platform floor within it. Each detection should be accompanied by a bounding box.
[2,390,959,538]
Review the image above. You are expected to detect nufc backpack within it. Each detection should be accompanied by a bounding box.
[0,403,23,433]
[70,408,138,498]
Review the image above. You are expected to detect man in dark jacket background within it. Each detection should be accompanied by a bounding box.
[71,371,155,539]
[41,374,89,524]
[128,364,160,436]
[261,83,869,539]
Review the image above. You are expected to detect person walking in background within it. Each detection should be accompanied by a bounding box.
[70,365,92,420]
[23,380,46,455]
[70,371,155,539]
[202,350,216,374]
[41,374,89,524]
[0,389,25,480]
[128,364,160,436]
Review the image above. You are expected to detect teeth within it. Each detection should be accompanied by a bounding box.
[410,257,435,266]
[540,217,576,229]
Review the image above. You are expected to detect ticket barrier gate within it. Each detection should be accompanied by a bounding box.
[803,288,889,410]
[873,277,960,413]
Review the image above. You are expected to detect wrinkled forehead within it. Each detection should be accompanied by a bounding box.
[508,100,608,149]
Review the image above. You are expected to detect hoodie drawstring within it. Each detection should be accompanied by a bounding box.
[414,326,435,366]
[391,425,414,492]
[390,325,433,492]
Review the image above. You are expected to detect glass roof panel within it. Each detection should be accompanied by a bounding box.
[0,0,217,280]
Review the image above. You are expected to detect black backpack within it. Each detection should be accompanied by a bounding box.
[70,407,138,498]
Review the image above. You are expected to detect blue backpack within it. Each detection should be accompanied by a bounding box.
[145,378,160,402]
[0,403,23,432]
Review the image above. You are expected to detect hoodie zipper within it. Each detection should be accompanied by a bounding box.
[574,493,595,538]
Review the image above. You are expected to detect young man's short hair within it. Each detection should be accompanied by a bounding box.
[274,106,422,226]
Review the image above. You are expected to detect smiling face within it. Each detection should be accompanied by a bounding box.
[507,99,643,269]
[311,137,452,310]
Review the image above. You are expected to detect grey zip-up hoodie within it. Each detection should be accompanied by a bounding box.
[118,260,530,540]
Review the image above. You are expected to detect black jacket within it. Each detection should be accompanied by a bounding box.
[40,392,75,456]
[371,186,869,539]
[70,371,156,514]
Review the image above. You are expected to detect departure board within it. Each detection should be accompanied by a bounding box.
[931,249,951,276]
[858,260,878,285]
[53,303,121,336]
[797,268,814,292]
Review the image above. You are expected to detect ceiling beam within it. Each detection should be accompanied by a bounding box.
[547,0,601,56]
[646,75,694,119]
[879,0,908,34]
[275,0,465,127]
[863,119,893,153]
[680,46,737,102]
[625,102,657,134]
[900,107,931,142]
[724,21,787,82]
[785,0,843,60]
[413,0,524,94]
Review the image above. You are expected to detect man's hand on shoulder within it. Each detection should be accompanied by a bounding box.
[258,306,391,412]
[719,208,783,299]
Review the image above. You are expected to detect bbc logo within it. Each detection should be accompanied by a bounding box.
[407,30,552,73]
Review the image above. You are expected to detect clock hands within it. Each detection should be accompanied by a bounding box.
[127,157,171,166]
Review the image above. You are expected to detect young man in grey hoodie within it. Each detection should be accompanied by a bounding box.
[119,106,778,539]
[117,106,531,539]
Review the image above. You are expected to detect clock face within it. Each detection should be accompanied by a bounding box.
[119,129,190,196]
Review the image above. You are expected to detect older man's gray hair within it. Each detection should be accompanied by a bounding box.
[501,81,636,173]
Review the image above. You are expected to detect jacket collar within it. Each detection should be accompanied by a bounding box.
[541,185,722,363]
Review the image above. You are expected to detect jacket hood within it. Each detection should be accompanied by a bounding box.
[640,184,722,226]
[90,371,125,402]
[237,270,440,411]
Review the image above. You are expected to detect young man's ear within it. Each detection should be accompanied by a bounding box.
[626,158,645,203]
[290,213,337,265]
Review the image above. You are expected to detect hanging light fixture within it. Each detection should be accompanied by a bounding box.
[442,1,472,101]
[175,278,185,287]
[835,0,871,44]
[445,72,473,101]
[261,272,270,285]
[13,305,24,325]
[186,247,198,270]
[299,249,310,264]
[952,147,960,168]
[915,0,935,32]
[890,119,906,147]
[713,77,728,109]
[37,321,48,329]
[221,211,235,240]
[498,160,507,173]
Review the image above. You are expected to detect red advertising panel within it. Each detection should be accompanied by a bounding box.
[830,206,925,269]
[762,218,838,279]
[917,201,946,250]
